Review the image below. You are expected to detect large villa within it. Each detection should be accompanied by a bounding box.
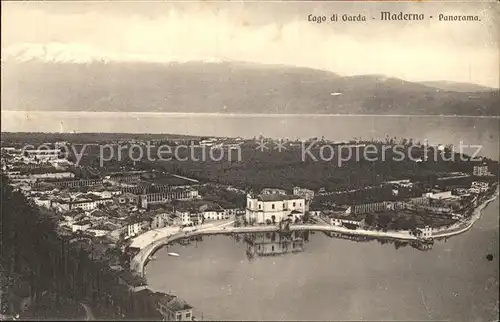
[245,190,307,224]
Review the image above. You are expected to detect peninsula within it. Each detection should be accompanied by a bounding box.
[1,133,498,320]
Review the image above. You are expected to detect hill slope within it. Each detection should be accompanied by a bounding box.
[419,81,498,93]
[1,61,498,116]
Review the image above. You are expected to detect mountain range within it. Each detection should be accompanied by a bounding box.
[1,43,498,116]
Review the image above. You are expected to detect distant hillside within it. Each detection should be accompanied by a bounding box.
[1,61,498,116]
[419,81,498,93]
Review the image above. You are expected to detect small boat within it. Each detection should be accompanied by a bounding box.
[168,252,180,257]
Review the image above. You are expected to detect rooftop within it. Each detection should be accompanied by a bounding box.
[65,208,86,217]
[325,212,366,221]
[74,220,92,226]
[133,288,154,298]
[89,209,107,217]
[126,216,146,225]
[158,295,193,311]
[256,194,303,202]
[144,207,171,216]
[153,292,176,305]
[118,270,147,287]
[91,223,116,231]
[175,199,217,212]
[142,174,196,186]
[204,207,224,212]
[169,297,193,311]
[109,173,141,178]
[120,192,140,199]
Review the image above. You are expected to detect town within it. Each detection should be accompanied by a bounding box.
[2,2,498,319]
[1,136,498,320]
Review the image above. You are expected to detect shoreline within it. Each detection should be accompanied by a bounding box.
[130,188,499,276]
[4,110,500,119]
[433,187,499,239]
[130,222,420,276]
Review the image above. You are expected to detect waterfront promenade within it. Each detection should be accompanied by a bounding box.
[130,222,418,276]
[130,188,499,277]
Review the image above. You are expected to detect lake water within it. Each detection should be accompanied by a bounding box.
[4,110,496,319]
[2,111,499,159]
[146,198,499,321]
[1,111,500,159]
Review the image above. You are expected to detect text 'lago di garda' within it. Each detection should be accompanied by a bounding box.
[308,12,481,23]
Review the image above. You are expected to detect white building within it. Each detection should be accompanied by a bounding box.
[330,217,363,227]
[199,138,217,147]
[223,208,241,218]
[1,147,18,153]
[24,149,61,161]
[30,172,75,180]
[471,181,489,193]
[32,197,52,209]
[49,158,74,168]
[126,220,145,238]
[117,192,139,205]
[425,191,453,200]
[473,165,489,177]
[8,172,74,183]
[52,197,113,212]
[87,190,115,199]
[245,193,305,224]
[157,295,194,322]
[71,220,92,232]
[87,228,110,237]
[175,211,203,226]
[203,209,225,220]
[292,187,315,211]
[261,188,287,195]
[292,187,315,200]
[139,189,200,209]
[176,211,192,225]
[414,226,433,239]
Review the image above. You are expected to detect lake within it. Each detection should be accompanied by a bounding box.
[145,198,499,321]
[4,110,496,320]
[2,111,499,159]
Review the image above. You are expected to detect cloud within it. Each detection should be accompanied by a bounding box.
[1,2,498,87]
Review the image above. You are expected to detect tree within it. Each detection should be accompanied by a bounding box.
[408,214,418,229]
[171,199,179,215]
[0,175,131,319]
[365,213,377,226]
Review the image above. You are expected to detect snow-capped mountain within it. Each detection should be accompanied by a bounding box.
[1,42,497,116]
[1,43,116,64]
[1,42,230,64]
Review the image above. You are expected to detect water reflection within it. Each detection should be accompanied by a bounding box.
[222,230,434,260]
[172,235,204,246]
[145,200,498,322]
[243,231,309,259]
[322,231,434,251]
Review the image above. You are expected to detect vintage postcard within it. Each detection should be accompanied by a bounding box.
[1,1,498,321]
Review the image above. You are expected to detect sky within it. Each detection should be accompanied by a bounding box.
[1,1,499,87]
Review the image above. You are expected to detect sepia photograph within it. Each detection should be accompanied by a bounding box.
[1,0,499,321]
